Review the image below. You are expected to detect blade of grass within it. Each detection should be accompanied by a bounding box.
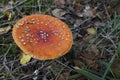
[69,73,82,79]
[74,68,104,80]
[102,54,116,78]
[116,42,120,57]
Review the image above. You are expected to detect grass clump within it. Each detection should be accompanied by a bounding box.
[0,0,120,80]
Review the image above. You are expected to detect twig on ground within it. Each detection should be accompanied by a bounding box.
[0,0,28,13]
[2,44,16,80]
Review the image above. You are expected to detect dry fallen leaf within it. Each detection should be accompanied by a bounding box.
[73,59,84,68]
[112,59,120,78]
[82,53,95,60]
[20,52,32,64]
[52,8,67,19]
[55,0,65,5]
[54,0,66,8]
[87,27,96,35]
[74,19,82,27]
[83,5,97,17]
[2,10,12,20]
[58,72,70,80]
[73,3,83,13]
[0,26,11,35]
[116,4,120,14]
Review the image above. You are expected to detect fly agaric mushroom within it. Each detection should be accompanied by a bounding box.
[12,14,72,60]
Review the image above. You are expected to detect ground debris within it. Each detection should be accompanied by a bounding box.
[0,0,120,80]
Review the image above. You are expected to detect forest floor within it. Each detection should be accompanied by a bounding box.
[1,0,120,80]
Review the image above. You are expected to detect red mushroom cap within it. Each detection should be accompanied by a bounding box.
[12,14,73,60]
